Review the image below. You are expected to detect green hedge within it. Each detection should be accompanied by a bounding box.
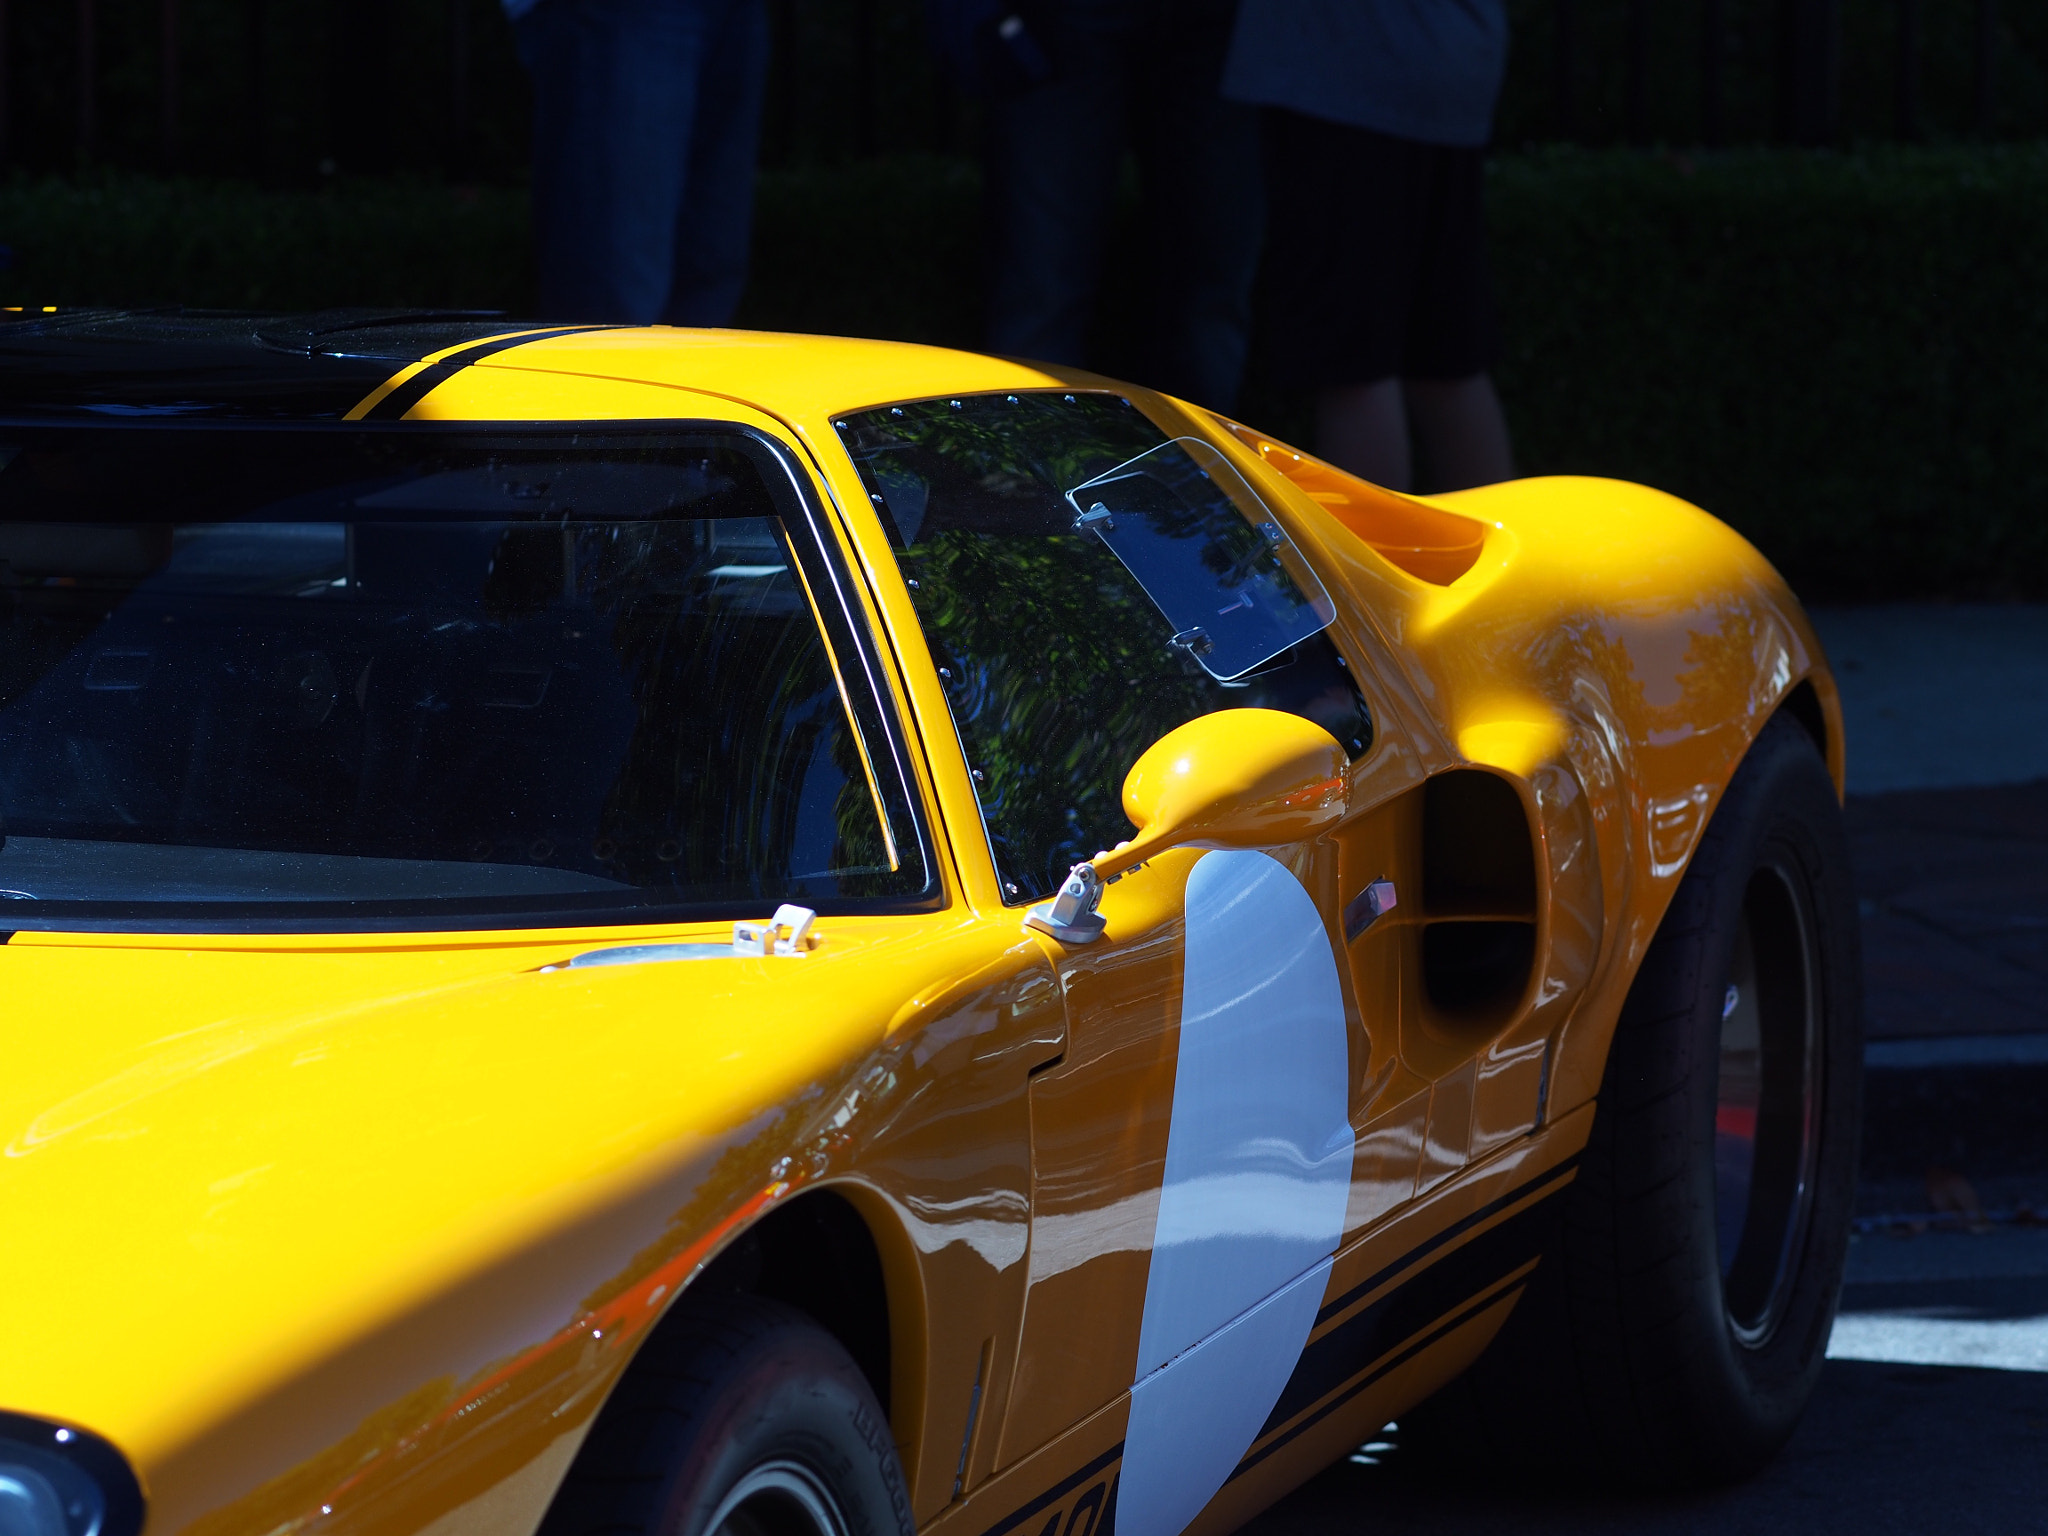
[1484,146,2048,602]
[1,146,2044,599]
[0,177,531,312]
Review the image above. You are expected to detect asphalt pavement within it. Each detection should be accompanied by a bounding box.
[1235,1351,2048,1534]
[1832,1228,2048,1373]
[1236,604,2048,1534]
[1814,604,2048,796]
[1236,1230,2048,1534]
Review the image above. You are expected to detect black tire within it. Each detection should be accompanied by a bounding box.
[539,1295,914,1536]
[1406,711,1863,1487]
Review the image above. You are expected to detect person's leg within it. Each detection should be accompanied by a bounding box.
[1403,373,1514,490]
[664,0,769,326]
[1317,378,1413,490]
[981,0,1131,365]
[1257,111,1418,485]
[516,0,704,323]
[1127,0,1260,409]
[1398,142,1512,490]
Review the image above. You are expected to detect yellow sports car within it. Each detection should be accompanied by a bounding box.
[0,313,1860,1536]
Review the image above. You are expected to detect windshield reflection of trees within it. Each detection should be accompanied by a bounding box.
[911,528,1220,896]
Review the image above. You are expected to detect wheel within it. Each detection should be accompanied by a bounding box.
[1405,711,1863,1486]
[539,1295,914,1536]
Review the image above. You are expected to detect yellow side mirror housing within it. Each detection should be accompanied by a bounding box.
[1026,708,1349,943]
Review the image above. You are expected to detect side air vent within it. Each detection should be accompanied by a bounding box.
[1216,419,1489,586]
[1422,922,1537,1017]
[1331,767,1544,1061]
[1419,770,1539,1027]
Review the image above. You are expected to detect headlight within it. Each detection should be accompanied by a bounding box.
[0,1464,70,1536]
[0,1415,142,1536]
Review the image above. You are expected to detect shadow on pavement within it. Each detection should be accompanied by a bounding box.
[1234,1359,2048,1535]
[1847,779,2048,1046]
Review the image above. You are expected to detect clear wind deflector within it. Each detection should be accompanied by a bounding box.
[1065,437,1336,681]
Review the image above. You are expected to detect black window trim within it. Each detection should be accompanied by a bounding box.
[745,421,942,907]
[0,415,944,934]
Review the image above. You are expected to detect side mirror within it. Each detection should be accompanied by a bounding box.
[1026,708,1348,943]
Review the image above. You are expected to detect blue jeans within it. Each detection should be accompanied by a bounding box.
[981,0,1261,411]
[516,0,769,325]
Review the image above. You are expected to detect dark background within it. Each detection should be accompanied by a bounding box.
[2,0,2046,600]
[13,0,2046,178]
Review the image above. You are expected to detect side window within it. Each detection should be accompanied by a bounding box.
[837,392,1371,904]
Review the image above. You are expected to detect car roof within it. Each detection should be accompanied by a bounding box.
[0,310,1088,425]
[0,309,533,419]
[454,325,1091,424]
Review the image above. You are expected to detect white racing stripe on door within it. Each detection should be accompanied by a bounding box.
[1118,850,1355,1536]
[1119,1258,1334,1536]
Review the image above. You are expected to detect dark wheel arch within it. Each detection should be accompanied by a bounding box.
[538,1189,906,1536]
[538,1293,913,1536]
[690,1188,895,1417]
[1779,678,1831,773]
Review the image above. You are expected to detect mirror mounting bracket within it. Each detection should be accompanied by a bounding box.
[1024,861,1108,944]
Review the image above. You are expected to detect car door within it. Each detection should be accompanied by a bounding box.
[1009,828,1381,1536]
[827,391,1412,1516]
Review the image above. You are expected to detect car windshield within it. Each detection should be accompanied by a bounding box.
[0,427,928,930]
[837,392,1371,904]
